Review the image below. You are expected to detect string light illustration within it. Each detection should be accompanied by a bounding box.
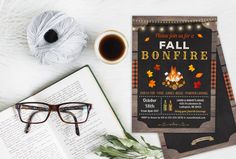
[132,23,208,32]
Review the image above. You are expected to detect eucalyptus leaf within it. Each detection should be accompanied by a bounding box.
[105,135,119,140]
[141,136,162,150]
[105,135,128,150]
[96,146,130,158]
[95,133,163,159]
[118,138,137,148]
[124,131,138,142]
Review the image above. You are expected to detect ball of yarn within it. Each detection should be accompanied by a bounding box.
[27,10,88,64]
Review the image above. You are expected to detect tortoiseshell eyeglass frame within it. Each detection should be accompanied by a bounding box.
[15,102,92,136]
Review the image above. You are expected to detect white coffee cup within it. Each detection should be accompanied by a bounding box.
[94,30,128,64]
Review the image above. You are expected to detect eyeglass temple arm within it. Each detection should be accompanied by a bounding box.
[24,108,80,136]
[20,106,48,133]
[24,110,41,133]
[63,110,80,136]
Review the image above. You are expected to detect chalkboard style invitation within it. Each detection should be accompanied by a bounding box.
[132,16,217,132]
[159,38,236,159]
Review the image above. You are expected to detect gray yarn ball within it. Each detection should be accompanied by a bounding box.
[27,10,88,64]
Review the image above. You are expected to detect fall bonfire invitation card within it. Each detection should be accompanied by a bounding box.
[132,16,217,133]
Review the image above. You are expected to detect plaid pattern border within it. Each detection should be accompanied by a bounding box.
[223,73,235,100]
[211,60,216,89]
[132,60,138,89]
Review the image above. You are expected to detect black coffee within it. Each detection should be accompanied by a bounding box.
[99,34,125,61]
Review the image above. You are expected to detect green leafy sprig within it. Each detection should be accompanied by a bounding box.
[95,132,163,159]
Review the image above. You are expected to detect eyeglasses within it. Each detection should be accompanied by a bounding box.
[15,102,92,136]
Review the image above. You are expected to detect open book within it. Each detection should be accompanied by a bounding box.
[0,65,124,159]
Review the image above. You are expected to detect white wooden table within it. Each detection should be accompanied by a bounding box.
[1,0,236,158]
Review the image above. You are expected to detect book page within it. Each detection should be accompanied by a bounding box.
[28,66,124,159]
[0,106,67,159]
